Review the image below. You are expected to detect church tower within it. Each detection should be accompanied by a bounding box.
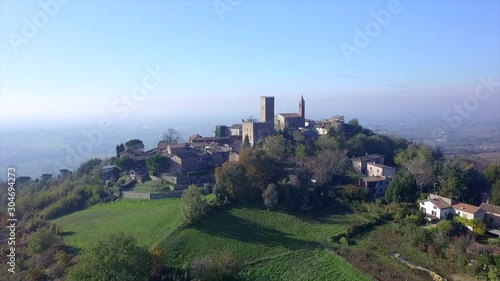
[260,96,275,123]
[298,95,305,118]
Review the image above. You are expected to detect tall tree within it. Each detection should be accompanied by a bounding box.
[180,185,209,226]
[385,170,419,204]
[215,161,249,201]
[239,148,274,192]
[66,233,152,281]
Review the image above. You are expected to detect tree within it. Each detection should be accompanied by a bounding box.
[240,148,274,192]
[41,174,53,181]
[114,156,134,171]
[28,227,62,255]
[262,183,279,210]
[242,135,251,148]
[491,180,500,206]
[162,127,181,143]
[181,185,209,226]
[439,159,487,204]
[66,232,152,281]
[394,144,435,192]
[116,143,125,157]
[146,155,169,176]
[76,158,103,176]
[302,149,350,185]
[263,135,291,162]
[215,161,249,201]
[124,139,144,151]
[316,135,341,151]
[246,115,257,122]
[385,170,419,203]
[484,164,500,185]
[59,169,71,179]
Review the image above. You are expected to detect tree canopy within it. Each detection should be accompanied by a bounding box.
[385,170,419,204]
[124,139,144,151]
[66,232,152,281]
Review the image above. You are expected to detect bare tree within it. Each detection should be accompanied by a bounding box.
[162,127,181,143]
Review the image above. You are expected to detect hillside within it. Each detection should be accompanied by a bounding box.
[53,198,182,251]
[54,199,371,280]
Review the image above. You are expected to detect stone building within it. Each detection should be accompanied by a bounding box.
[275,96,306,131]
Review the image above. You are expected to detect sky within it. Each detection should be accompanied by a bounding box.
[1,0,499,129]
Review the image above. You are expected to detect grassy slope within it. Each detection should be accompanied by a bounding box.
[54,199,370,280]
[53,198,181,251]
[159,203,362,267]
[237,249,371,281]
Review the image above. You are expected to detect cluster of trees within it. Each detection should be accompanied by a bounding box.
[385,143,493,207]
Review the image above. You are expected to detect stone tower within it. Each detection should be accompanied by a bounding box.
[299,95,305,118]
[260,96,275,123]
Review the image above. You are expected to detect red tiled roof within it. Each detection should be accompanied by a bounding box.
[453,203,482,214]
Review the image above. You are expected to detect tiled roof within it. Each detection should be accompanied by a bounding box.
[278,113,301,118]
[230,124,242,129]
[367,162,394,169]
[353,154,385,162]
[429,198,452,209]
[453,203,482,214]
[361,176,386,183]
[480,203,500,215]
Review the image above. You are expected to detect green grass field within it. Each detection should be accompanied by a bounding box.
[54,199,370,280]
[53,198,181,251]
[236,249,371,281]
[130,179,173,193]
[159,203,362,267]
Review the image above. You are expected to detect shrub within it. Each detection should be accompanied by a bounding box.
[190,252,238,281]
[28,227,62,255]
[181,185,209,226]
[339,237,349,245]
[66,233,151,281]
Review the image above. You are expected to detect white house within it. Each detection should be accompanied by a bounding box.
[420,198,453,219]
[453,203,485,221]
[366,162,396,177]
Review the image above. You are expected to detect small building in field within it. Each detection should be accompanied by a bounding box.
[480,203,500,228]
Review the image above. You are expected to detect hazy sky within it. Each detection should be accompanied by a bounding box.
[1,0,499,128]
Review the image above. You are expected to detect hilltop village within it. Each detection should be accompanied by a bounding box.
[4,95,500,281]
[106,96,349,188]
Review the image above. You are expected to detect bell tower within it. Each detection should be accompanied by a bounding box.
[299,95,305,118]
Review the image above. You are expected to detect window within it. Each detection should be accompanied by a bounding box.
[433,206,437,209]
[431,211,436,216]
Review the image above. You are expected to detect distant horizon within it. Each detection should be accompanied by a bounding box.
[1,0,499,127]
